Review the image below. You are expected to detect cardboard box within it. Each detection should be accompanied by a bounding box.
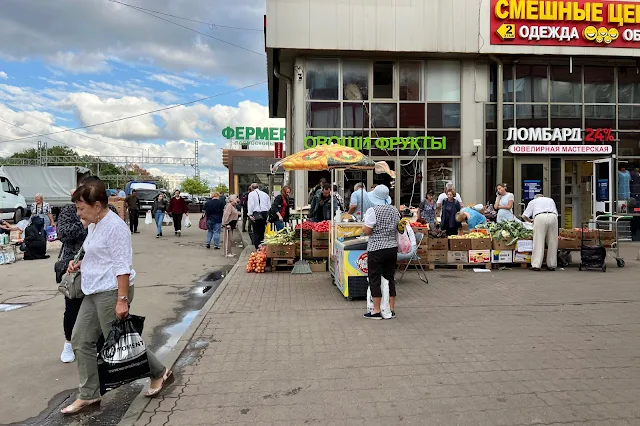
[492,239,516,250]
[513,251,532,263]
[558,238,580,249]
[491,250,513,263]
[449,238,471,251]
[312,248,330,258]
[416,246,428,256]
[470,238,492,250]
[560,228,578,239]
[308,260,327,272]
[516,239,533,252]
[427,250,448,264]
[312,231,330,243]
[427,237,448,250]
[265,244,295,258]
[447,250,468,264]
[469,250,491,263]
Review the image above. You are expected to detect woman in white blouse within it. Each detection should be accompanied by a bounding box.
[61,179,172,415]
[31,193,55,229]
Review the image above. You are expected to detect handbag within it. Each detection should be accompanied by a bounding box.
[199,214,207,230]
[58,247,84,299]
[251,192,268,222]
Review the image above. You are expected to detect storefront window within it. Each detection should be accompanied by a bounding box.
[425,159,458,196]
[306,102,340,128]
[427,103,461,128]
[305,59,339,100]
[306,130,340,137]
[503,104,515,128]
[485,131,497,157]
[400,159,423,206]
[369,131,397,156]
[516,104,548,128]
[550,65,582,103]
[485,158,497,204]
[550,104,581,128]
[372,160,396,194]
[516,65,548,103]
[373,61,394,99]
[426,61,461,102]
[584,66,615,103]
[371,103,397,128]
[585,105,615,129]
[399,130,425,156]
[619,105,640,130]
[431,131,461,156]
[399,103,425,128]
[343,102,368,128]
[618,132,640,157]
[399,61,422,101]
[503,64,515,102]
[343,61,369,101]
[485,104,496,129]
[619,67,640,104]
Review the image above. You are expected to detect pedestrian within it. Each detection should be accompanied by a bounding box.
[204,192,225,249]
[168,190,188,237]
[31,193,56,229]
[362,185,400,320]
[309,183,336,222]
[222,195,240,257]
[23,216,49,260]
[241,185,252,234]
[440,189,462,236]
[269,186,292,231]
[117,188,126,198]
[494,183,516,223]
[455,206,487,230]
[61,178,172,415]
[522,194,558,271]
[247,183,270,249]
[308,178,327,204]
[417,190,437,227]
[152,193,168,238]
[436,182,464,209]
[125,190,140,233]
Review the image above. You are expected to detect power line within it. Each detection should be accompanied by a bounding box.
[0,81,267,143]
[107,0,262,31]
[108,0,266,57]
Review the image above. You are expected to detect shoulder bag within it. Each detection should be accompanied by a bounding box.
[251,193,268,222]
[58,247,85,299]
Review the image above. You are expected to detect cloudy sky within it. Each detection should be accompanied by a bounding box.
[0,0,283,186]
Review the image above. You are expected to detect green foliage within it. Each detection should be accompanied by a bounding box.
[214,183,229,194]
[181,177,210,195]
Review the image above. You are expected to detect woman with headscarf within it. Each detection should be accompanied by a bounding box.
[221,195,240,257]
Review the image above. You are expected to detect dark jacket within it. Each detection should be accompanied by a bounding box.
[24,216,48,260]
[168,196,188,215]
[152,198,168,213]
[310,193,336,221]
[125,194,140,211]
[440,199,461,231]
[57,204,87,262]
[269,194,291,223]
[204,198,225,223]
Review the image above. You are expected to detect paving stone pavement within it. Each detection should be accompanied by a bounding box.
[134,248,640,426]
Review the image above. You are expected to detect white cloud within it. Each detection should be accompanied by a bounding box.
[39,77,68,86]
[0,71,7,80]
[47,51,111,74]
[148,74,198,90]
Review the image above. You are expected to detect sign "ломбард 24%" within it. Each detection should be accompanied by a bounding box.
[507,127,613,154]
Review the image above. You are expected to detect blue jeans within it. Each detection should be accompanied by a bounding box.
[154,210,164,235]
[206,220,222,247]
[275,221,285,231]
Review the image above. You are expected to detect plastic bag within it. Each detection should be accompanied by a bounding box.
[183,216,192,228]
[144,211,152,225]
[397,229,412,254]
[162,213,172,225]
[98,315,151,394]
[46,226,57,242]
[366,277,392,319]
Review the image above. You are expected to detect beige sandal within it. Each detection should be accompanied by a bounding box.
[61,399,101,415]
[144,369,174,398]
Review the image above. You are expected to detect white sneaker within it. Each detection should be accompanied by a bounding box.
[61,342,75,363]
[225,253,236,258]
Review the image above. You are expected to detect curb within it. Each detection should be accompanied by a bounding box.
[118,234,254,426]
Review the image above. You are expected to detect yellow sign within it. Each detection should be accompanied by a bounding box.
[496,23,517,39]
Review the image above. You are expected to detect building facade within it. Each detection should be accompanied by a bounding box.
[266,0,640,226]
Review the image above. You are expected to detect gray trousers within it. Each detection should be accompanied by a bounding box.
[71,286,165,400]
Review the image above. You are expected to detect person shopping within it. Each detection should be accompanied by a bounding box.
[204,192,225,249]
[168,190,188,237]
[125,190,140,233]
[522,194,558,271]
[455,206,487,230]
[269,186,291,231]
[440,189,461,236]
[152,193,168,238]
[417,190,437,227]
[362,185,400,320]
[222,195,240,257]
[61,179,172,415]
[247,183,271,249]
[494,183,516,223]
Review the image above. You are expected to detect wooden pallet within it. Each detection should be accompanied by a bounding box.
[270,258,295,272]
[492,262,545,269]
[428,263,492,271]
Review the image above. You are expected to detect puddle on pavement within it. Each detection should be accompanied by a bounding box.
[0,303,27,312]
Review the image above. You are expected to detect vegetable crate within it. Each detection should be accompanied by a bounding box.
[265,244,296,258]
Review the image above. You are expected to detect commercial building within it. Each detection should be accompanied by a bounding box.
[266,0,640,226]
[222,148,284,197]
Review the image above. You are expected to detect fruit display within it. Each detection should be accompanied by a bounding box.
[295,221,330,232]
[475,221,533,246]
[262,228,296,246]
[246,249,267,273]
[448,233,489,239]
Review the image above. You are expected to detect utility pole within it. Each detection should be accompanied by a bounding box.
[194,140,200,178]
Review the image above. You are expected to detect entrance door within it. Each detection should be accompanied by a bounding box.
[514,158,550,217]
[593,158,613,218]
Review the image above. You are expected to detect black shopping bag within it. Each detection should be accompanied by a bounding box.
[98,315,151,394]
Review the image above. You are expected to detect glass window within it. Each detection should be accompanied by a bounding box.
[370,131,397,156]
[485,157,497,204]
[489,64,497,102]
[584,67,615,103]
[485,104,497,130]
[585,105,615,129]
[373,61,394,98]
[0,177,9,192]
[399,103,425,128]
[516,104,548,128]
[515,65,548,103]
[399,61,421,101]
[485,131,497,157]
[372,160,396,200]
[619,105,640,130]
[619,132,640,156]
[306,129,340,137]
[427,103,461,128]
[503,65,515,102]
[425,158,457,194]
[399,130,426,156]
[306,102,340,128]
[619,67,640,104]
[550,66,581,103]
[550,104,581,128]
[305,59,339,100]
[430,131,460,156]
[371,103,397,128]
[343,103,368,128]
[400,159,423,206]
[426,61,461,101]
[503,103,515,128]
[343,61,369,101]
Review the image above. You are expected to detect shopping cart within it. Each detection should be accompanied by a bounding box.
[594,214,631,268]
[578,224,607,272]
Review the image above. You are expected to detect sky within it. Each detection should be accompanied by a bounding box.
[0,0,283,187]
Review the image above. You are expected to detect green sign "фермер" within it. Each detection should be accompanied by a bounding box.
[222,127,286,141]
[304,136,446,151]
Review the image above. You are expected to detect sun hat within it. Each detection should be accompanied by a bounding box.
[368,184,392,206]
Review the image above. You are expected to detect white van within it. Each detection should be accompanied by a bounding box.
[0,173,27,222]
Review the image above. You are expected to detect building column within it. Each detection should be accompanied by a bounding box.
[292,56,307,209]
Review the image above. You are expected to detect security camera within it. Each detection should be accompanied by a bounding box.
[295,66,303,81]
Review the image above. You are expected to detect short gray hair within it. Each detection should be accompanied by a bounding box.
[354,182,364,190]
[35,193,43,200]
[250,183,259,190]
[227,194,238,203]
[445,182,454,191]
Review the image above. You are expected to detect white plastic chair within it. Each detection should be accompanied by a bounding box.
[397,230,428,283]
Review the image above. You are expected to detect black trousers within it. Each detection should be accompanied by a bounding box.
[368,247,397,298]
[64,296,83,341]
[129,209,139,232]
[252,219,266,249]
[242,211,252,233]
[173,213,183,232]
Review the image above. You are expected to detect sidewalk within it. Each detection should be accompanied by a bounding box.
[132,247,640,426]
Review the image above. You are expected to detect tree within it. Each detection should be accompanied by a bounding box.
[214,183,229,194]
[181,177,210,195]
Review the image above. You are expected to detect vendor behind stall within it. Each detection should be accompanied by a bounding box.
[522,194,558,271]
[347,183,372,219]
[309,183,337,222]
[455,207,487,230]
[440,189,461,236]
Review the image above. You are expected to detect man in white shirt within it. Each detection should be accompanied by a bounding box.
[522,194,558,271]
[117,188,126,198]
[436,182,463,209]
[247,183,271,249]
